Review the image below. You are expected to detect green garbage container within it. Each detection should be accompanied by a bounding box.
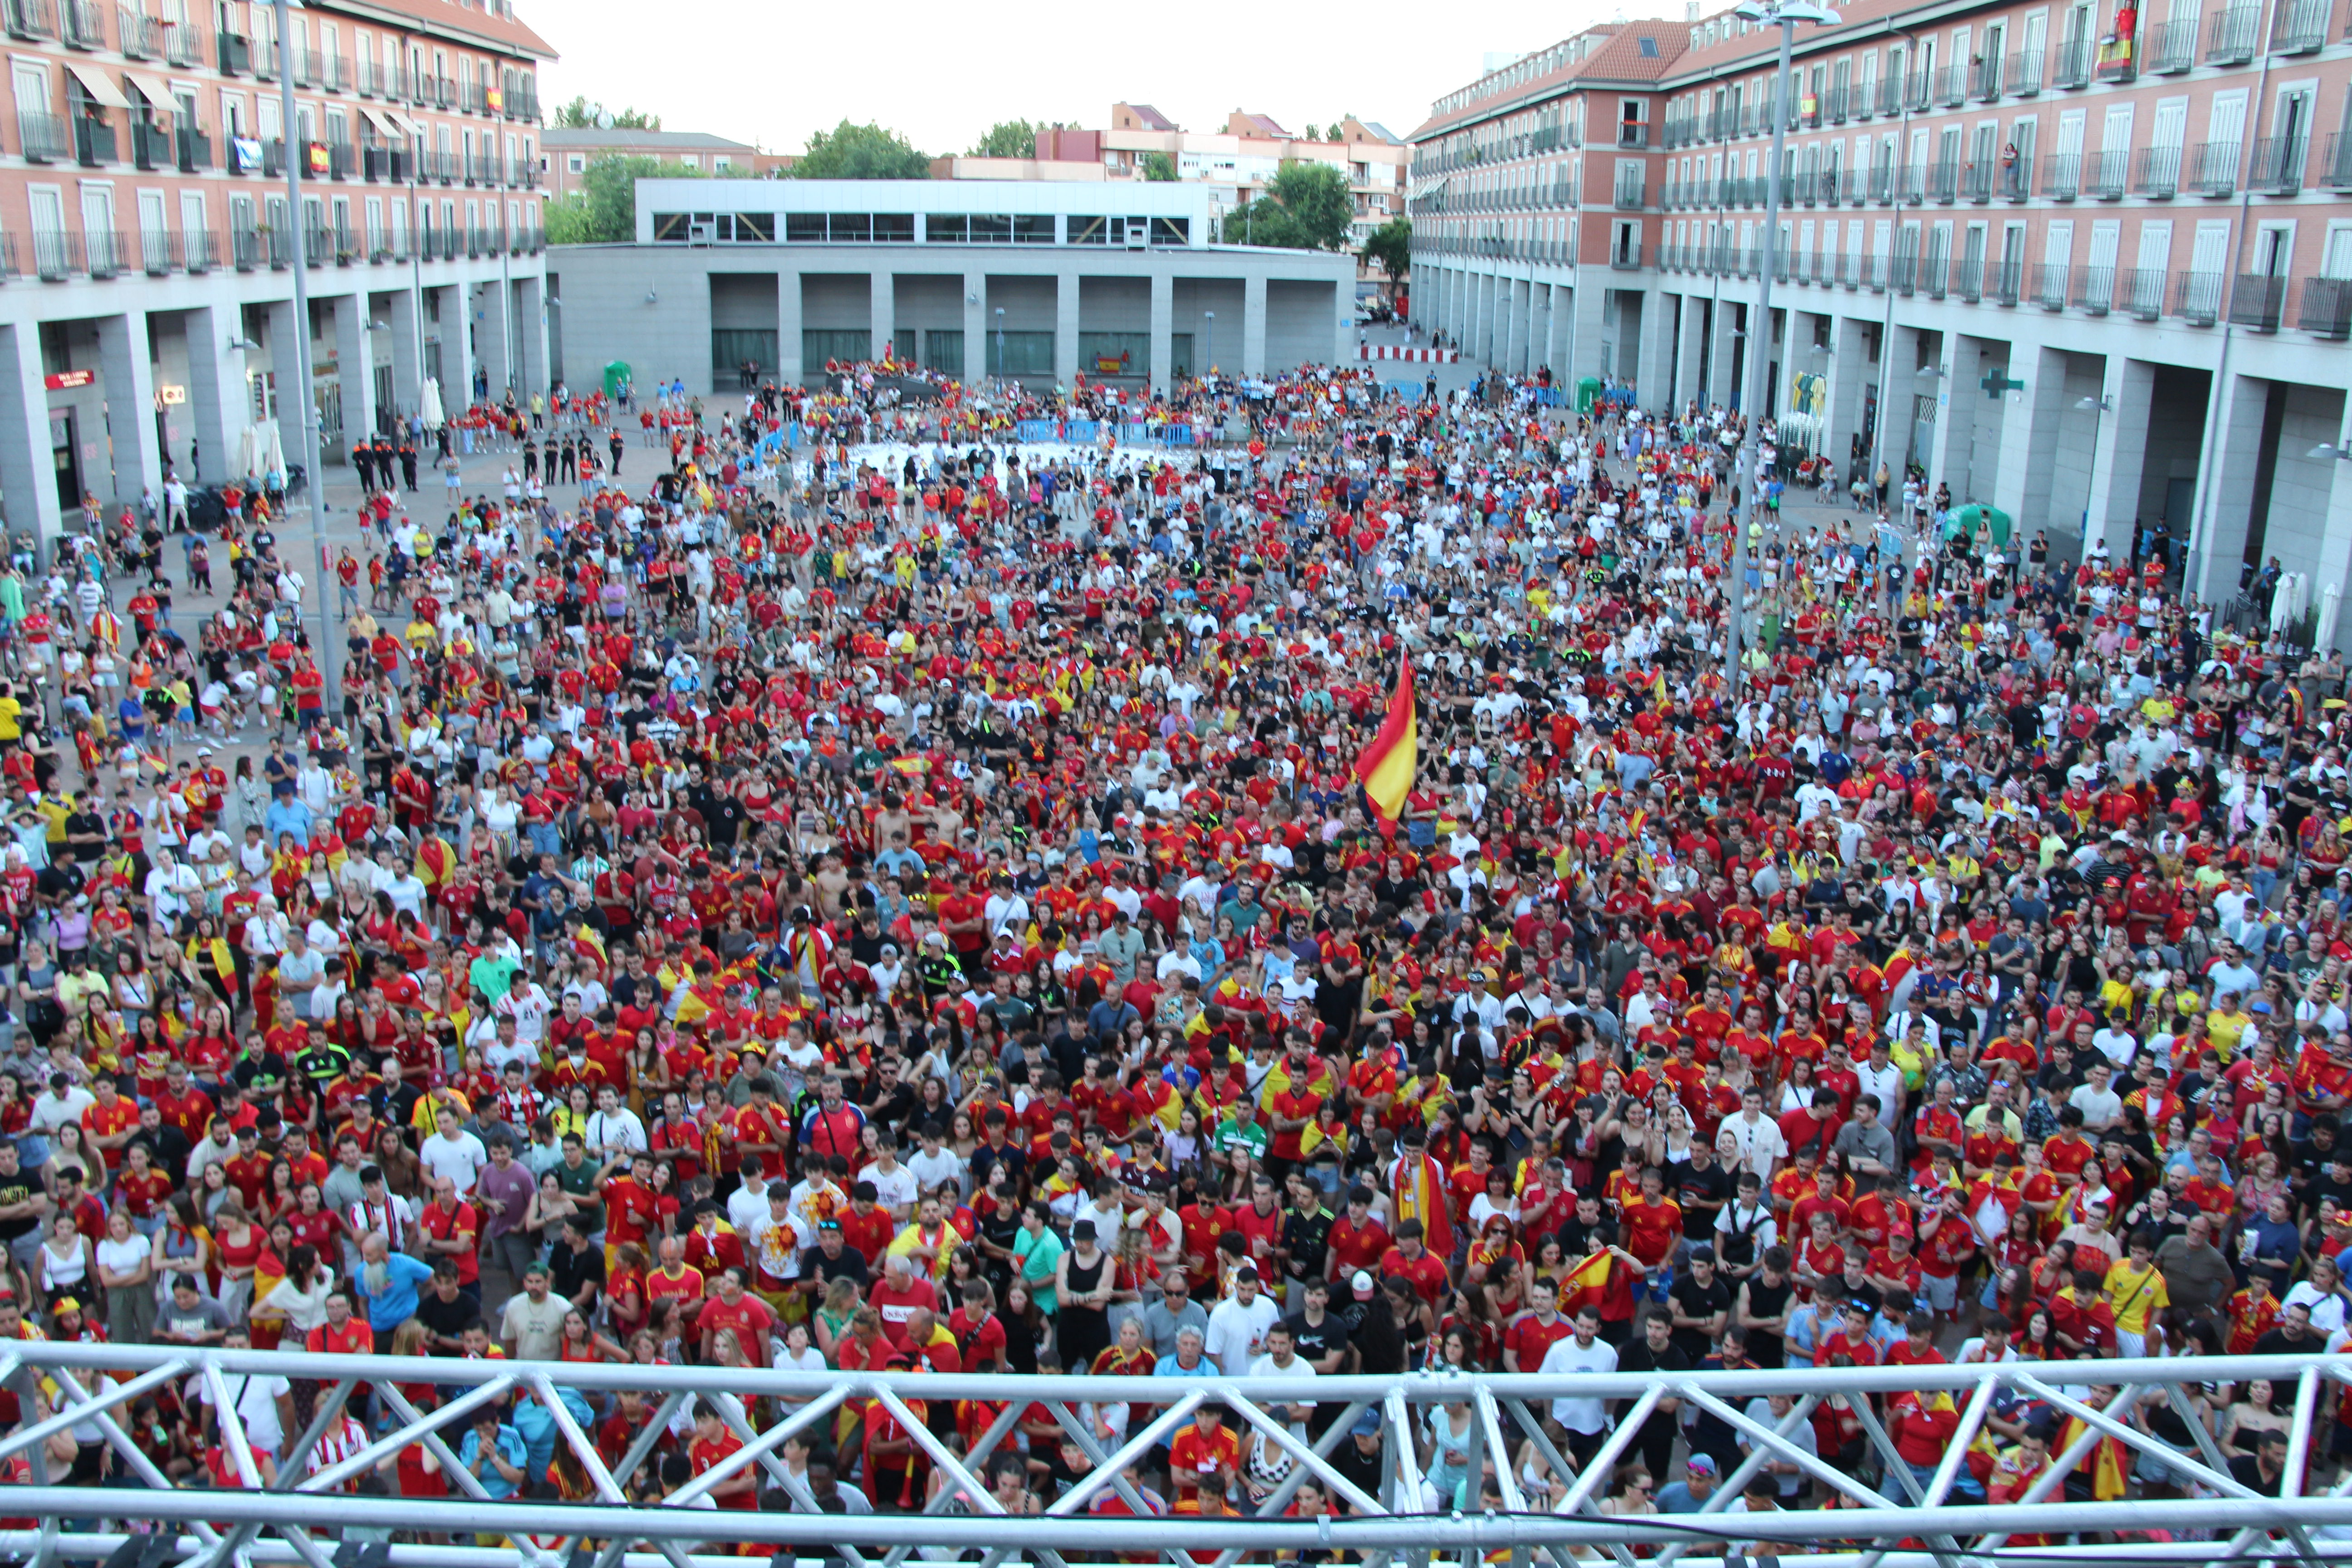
[603,360,632,401]
[1576,376,1604,414]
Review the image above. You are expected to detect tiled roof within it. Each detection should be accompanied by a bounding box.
[360,0,556,59]
[1407,21,1688,140]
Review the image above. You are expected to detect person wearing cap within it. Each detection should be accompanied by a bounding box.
[1654,1452,1720,1512]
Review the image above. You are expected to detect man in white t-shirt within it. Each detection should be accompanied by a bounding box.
[1205,1267,1283,1374]
[195,1341,294,1461]
[418,1106,490,1196]
[1538,1306,1619,1454]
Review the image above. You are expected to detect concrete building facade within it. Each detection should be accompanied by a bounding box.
[541,127,790,200]
[1406,1,2352,608]
[546,178,1356,397]
[0,0,553,545]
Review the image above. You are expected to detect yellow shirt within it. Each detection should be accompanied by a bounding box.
[34,797,69,844]
[0,695,22,740]
[2102,1257,2169,1335]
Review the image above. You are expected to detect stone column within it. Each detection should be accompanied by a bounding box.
[94,310,162,501]
[2084,357,2155,563]
[330,293,379,445]
[1149,272,1173,397]
[0,323,64,552]
[1243,274,1268,376]
[778,270,805,388]
[2189,371,2269,605]
[185,304,254,487]
[1991,344,2067,541]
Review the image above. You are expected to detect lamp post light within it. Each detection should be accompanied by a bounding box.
[273,0,338,714]
[1726,0,1840,703]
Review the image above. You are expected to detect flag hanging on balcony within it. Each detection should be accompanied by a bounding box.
[1354,660,1418,823]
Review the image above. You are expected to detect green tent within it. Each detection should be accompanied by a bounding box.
[603,360,632,401]
[1946,501,2013,546]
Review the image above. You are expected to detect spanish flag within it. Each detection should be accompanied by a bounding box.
[1354,661,1418,822]
[1560,1250,1615,1315]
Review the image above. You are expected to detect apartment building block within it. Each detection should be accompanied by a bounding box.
[0,0,552,545]
[1407,0,2352,608]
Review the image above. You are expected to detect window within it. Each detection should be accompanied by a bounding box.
[1638,35,1658,56]
[1013,214,1053,242]
[803,329,871,367]
[568,156,584,173]
[828,213,869,242]
[1078,332,1149,377]
[785,213,825,242]
[872,213,913,242]
[985,330,1053,377]
[711,328,776,377]
[926,213,968,243]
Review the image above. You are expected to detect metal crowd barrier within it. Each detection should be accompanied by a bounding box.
[2,1344,2349,1568]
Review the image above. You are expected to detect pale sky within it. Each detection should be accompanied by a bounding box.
[533,0,1630,158]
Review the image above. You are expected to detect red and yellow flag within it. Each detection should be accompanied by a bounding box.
[1560,1251,1615,1315]
[1354,661,1418,822]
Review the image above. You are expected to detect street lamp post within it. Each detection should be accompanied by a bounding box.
[1726,0,1839,704]
[994,306,1005,383]
[1204,310,1214,378]
[274,0,338,713]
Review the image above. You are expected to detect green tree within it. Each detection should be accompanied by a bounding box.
[1219,197,1306,247]
[1230,161,1353,250]
[1362,216,1411,297]
[1303,123,1321,142]
[792,120,931,179]
[968,118,1042,158]
[1141,150,1177,181]
[547,154,704,245]
[552,96,661,130]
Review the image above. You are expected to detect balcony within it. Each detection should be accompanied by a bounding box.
[2300,275,2352,337]
[2134,144,2182,196]
[2146,17,2199,68]
[1875,76,1902,116]
[2086,148,2130,197]
[2322,131,2352,188]
[2042,152,2081,197]
[216,29,248,72]
[2189,140,2241,194]
[17,108,67,162]
[1955,257,1984,301]
[261,136,284,177]
[1999,162,2031,199]
[2271,0,2331,49]
[230,225,260,270]
[1927,159,1960,201]
[1826,85,1849,122]
[2118,267,2165,318]
[176,125,210,171]
[1964,163,1994,201]
[432,150,459,184]
[1992,260,2024,303]
[82,228,123,278]
[327,140,354,180]
[2006,49,2044,93]
[2206,0,2264,56]
[59,0,100,46]
[1974,56,2004,100]
[163,14,196,63]
[2034,261,2069,307]
[2053,35,2094,86]
[1906,70,1934,111]
[367,224,388,262]
[301,223,327,267]
[265,225,291,269]
[2075,264,2116,312]
[1614,177,1645,209]
[1869,166,1894,202]
[2250,134,2305,191]
[116,5,156,54]
[130,118,173,170]
[333,225,357,265]
[1923,255,1951,299]
[1891,251,1919,295]
[1900,163,1927,203]
[30,228,75,280]
[326,53,351,91]
[3,0,53,36]
[2175,270,2226,324]
[2231,272,2286,328]
[1618,122,1649,148]
[432,75,457,108]
[183,228,219,273]
[1939,63,1970,105]
[72,115,117,166]
[138,225,172,274]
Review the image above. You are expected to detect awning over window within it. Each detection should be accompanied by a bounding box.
[65,63,132,111]
[123,71,175,111]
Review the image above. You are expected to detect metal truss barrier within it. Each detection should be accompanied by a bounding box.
[5,1345,2352,1568]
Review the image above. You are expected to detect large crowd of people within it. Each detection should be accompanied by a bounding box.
[0,349,2343,1560]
